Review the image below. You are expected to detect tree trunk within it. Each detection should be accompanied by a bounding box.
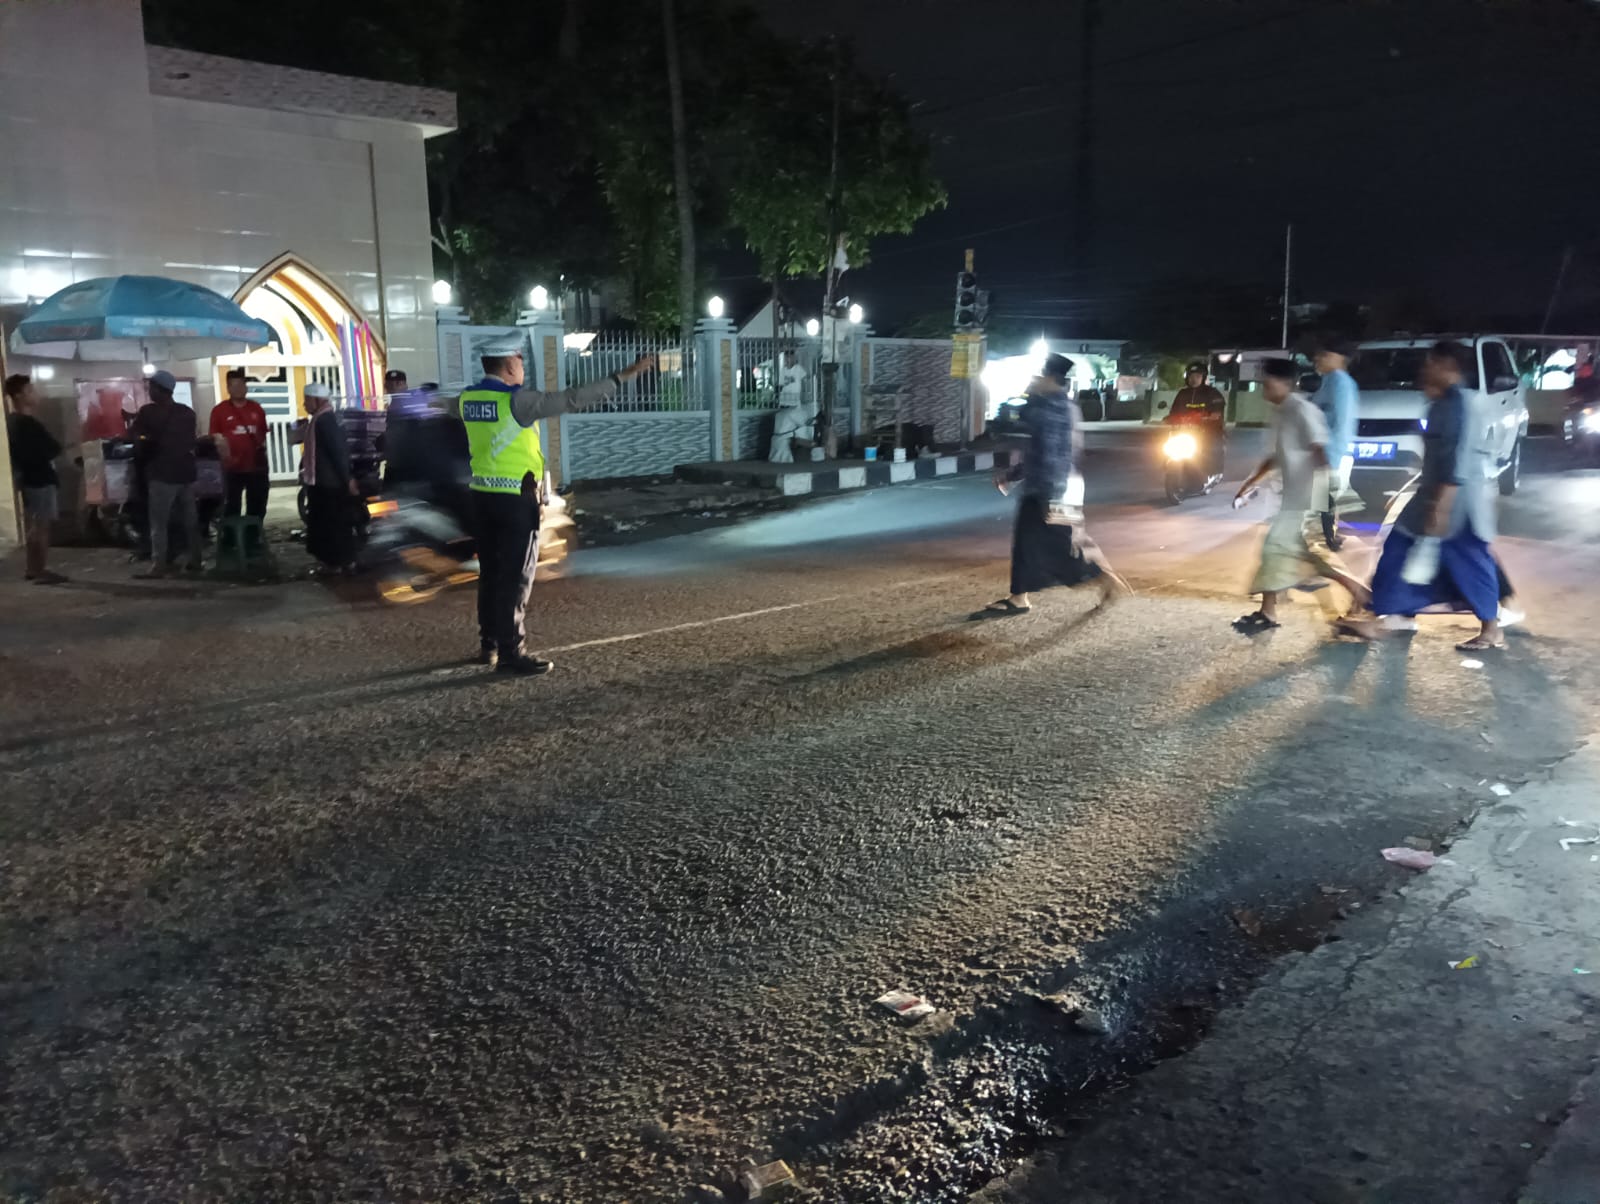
[662,0,697,361]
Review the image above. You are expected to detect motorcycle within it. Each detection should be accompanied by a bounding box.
[1162,417,1224,504]
[361,488,479,605]
[1562,392,1600,464]
[362,482,573,606]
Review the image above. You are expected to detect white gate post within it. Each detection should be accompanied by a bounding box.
[519,307,568,484]
[434,304,472,391]
[697,315,736,462]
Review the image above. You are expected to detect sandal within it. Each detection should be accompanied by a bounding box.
[1233,610,1281,633]
[1455,636,1506,652]
[972,598,1031,620]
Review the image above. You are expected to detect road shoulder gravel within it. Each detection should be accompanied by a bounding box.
[974,737,1600,1204]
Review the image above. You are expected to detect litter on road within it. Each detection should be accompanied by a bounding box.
[1556,817,1600,852]
[1075,1008,1110,1035]
[1449,956,1480,970]
[1461,658,1484,669]
[1573,968,1594,975]
[738,1159,796,1199]
[874,990,936,1021]
[1381,847,1451,870]
[1490,782,1512,797]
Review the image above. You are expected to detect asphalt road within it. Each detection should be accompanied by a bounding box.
[4,430,1600,1203]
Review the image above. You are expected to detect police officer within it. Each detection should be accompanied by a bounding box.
[464,336,655,675]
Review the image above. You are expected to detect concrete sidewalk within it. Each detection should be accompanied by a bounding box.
[975,739,1600,1204]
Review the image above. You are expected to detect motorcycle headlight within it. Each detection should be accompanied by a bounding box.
[1164,432,1198,460]
[1581,407,1600,433]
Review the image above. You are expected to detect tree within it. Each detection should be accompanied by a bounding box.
[662,0,698,351]
[725,40,945,292]
[141,0,945,329]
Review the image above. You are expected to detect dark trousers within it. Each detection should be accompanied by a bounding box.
[474,490,541,654]
[1011,495,1100,595]
[224,469,270,518]
[306,485,358,568]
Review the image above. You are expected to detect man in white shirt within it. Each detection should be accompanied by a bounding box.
[1233,358,1370,631]
[768,351,812,462]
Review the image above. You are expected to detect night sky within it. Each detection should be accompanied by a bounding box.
[743,0,1600,338]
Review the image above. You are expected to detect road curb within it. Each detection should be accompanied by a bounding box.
[973,737,1600,1204]
[1518,1057,1600,1204]
[675,449,1018,497]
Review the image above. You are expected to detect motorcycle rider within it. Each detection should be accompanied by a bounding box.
[1166,361,1227,479]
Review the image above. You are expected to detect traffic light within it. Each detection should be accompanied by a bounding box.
[954,271,979,330]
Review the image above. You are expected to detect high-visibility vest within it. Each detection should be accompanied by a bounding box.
[461,384,543,494]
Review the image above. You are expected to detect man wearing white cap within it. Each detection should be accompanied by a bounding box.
[463,335,654,675]
[300,380,360,572]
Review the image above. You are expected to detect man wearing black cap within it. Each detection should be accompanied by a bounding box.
[1166,361,1227,480]
[974,351,1124,618]
[1233,358,1368,631]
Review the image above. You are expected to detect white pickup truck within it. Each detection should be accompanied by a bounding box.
[1349,336,1529,497]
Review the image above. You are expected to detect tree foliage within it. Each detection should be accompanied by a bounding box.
[725,41,946,285]
[140,0,944,326]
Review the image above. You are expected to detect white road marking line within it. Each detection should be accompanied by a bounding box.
[543,569,976,656]
[545,598,841,653]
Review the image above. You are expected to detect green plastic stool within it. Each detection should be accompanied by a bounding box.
[214,515,270,576]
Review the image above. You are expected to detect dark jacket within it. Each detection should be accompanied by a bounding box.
[131,401,198,485]
[7,412,62,488]
[310,408,352,489]
[1007,379,1078,501]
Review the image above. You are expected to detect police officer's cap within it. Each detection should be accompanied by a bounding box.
[481,336,526,358]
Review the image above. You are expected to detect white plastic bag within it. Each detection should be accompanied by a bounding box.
[1401,535,1440,586]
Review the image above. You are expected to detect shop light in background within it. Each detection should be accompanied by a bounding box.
[141,363,156,376]
[848,303,864,325]
[1031,337,1049,358]
[430,280,452,307]
[528,285,549,310]
[33,365,55,381]
[805,319,821,337]
[707,295,725,319]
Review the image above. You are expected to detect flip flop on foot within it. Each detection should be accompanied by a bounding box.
[1333,614,1382,640]
[1233,610,1281,633]
[1455,635,1506,652]
[972,598,1031,620]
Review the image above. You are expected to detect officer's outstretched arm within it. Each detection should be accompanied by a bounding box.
[508,354,657,427]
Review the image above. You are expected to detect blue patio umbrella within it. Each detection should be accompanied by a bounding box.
[8,274,272,362]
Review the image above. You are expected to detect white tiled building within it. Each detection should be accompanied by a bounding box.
[0,0,454,535]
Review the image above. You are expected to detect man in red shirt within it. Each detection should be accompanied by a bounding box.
[210,368,270,517]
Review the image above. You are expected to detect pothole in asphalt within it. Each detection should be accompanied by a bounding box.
[732,880,1384,1204]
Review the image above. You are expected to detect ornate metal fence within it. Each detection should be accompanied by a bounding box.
[563,329,696,413]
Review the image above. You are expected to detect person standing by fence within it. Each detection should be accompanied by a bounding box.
[463,337,655,676]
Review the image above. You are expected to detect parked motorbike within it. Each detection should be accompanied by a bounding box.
[1162,419,1223,504]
